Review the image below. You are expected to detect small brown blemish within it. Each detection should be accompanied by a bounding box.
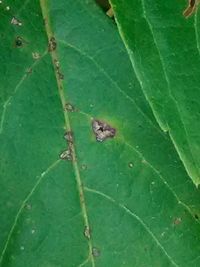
[183,0,198,18]
[48,37,57,52]
[173,217,182,225]
[32,52,40,60]
[60,131,74,160]
[54,59,64,80]
[65,103,76,112]
[15,36,23,47]
[92,119,116,142]
[54,59,59,68]
[84,226,91,239]
[64,131,73,143]
[106,7,114,17]
[11,17,22,26]
[58,71,64,80]
[59,149,72,160]
[26,68,32,74]
[92,247,100,257]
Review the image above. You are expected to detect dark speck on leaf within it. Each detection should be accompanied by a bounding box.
[64,131,73,143]
[92,247,100,257]
[48,36,57,52]
[15,36,23,47]
[92,119,116,142]
[59,149,72,161]
[84,226,91,239]
[65,103,76,112]
[194,214,199,220]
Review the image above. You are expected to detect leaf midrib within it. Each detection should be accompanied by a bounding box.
[39,0,95,266]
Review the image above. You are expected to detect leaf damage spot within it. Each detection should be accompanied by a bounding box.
[59,149,72,160]
[65,103,77,112]
[92,247,100,257]
[11,17,22,26]
[32,52,41,60]
[26,68,32,74]
[54,59,64,80]
[84,226,91,239]
[14,36,23,47]
[64,131,73,143]
[106,7,114,18]
[48,36,57,52]
[173,217,182,226]
[92,119,116,142]
[194,214,199,220]
[183,0,198,18]
[59,131,74,161]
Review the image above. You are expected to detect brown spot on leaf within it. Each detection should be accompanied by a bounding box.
[60,131,74,161]
[26,68,32,74]
[58,71,64,80]
[54,59,64,80]
[106,7,114,17]
[92,119,116,142]
[173,217,182,225]
[92,247,100,257]
[32,52,40,60]
[59,149,72,160]
[64,131,73,143]
[48,37,56,52]
[11,17,22,26]
[15,36,23,47]
[84,226,91,239]
[65,103,76,112]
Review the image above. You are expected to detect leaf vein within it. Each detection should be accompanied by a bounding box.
[0,160,61,264]
[84,186,179,267]
[57,38,167,140]
[140,0,200,184]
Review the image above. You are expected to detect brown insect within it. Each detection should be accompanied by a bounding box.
[183,0,198,18]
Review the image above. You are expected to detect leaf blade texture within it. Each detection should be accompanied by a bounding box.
[110,0,200,186]
[0,1,200,266]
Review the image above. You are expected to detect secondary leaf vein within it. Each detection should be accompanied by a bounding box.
[84,186,179,267]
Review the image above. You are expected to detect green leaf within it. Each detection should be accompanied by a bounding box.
[1,0,200,266]
[110,0,200,186]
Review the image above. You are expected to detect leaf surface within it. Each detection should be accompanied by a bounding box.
[1,1,200,266]
[110,0,200,186]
